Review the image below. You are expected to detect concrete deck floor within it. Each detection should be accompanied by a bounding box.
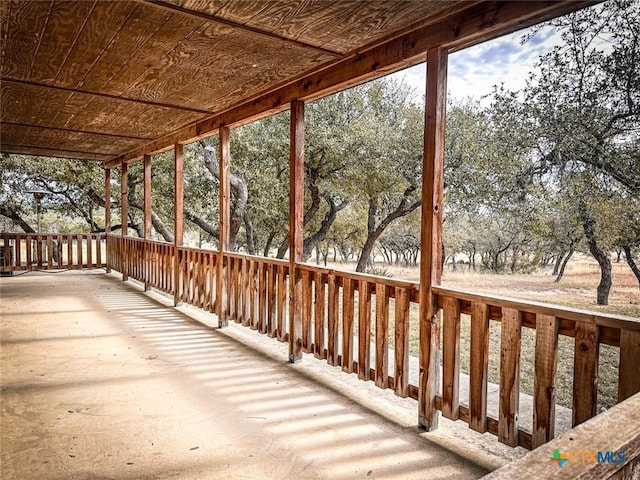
[1,270,517,480]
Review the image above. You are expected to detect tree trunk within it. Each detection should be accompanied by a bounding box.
[244,217,256,255]
[580,206,611,305]
[623,246,640,291]
[355,186,420,273]
[552,251,565,276]
[554,248,574,283]
[203,146,248,251]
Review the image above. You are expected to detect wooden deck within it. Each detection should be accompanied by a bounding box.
[1,270,498,480]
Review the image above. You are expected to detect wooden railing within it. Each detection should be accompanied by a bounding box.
[1,233,106,271]
[103,237,640,451]
[483,391,640,479]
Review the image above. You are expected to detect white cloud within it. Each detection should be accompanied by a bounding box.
[390,25,563,105]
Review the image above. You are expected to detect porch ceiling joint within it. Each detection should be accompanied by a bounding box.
[2,78,215,115]
[1,121,153,141]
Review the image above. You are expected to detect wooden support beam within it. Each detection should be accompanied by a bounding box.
[173,143,184,306]
[218,126,231,328]
[143,154,152,291]
[120,162,128,280]
[104,167,111,272]
[418,47,447,431]
[289,100,305,363]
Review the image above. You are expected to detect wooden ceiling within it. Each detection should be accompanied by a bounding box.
[0,0,596,164]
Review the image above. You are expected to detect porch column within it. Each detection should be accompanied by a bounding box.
[143,153,152,291]
[104,167,111,273]
[289,99,304,363]
[418,47,448,430]
[174,144,184,306]
[120,162,128,281]
[218,127,231,328]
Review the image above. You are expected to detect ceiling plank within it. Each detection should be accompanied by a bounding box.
[2,78,214,114]
[1,144,113,161]
[108,0,596,167]
[141,0,343,57]
[1,121,153,141]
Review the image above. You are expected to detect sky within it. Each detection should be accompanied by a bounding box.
[392,25,563,105]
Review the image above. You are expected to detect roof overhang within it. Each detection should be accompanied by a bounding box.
[0,1,598,167]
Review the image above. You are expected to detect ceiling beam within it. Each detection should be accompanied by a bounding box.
[1,144,113,161]
[3,78,215,115]
[141,0,344,57]
[108,1,597,167]
[1,121,153,141]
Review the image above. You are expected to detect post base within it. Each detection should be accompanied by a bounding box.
[418,416,439,432]
[288,353,302,364]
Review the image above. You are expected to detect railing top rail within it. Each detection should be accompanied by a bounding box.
[435,285,640,330]
[224,250,290,267]
[2,232,106,238]
[297,263,420,290]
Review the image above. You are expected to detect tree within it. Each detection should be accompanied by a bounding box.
[520,0,640,303]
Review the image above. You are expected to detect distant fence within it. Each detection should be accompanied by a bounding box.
[1,233,106,271]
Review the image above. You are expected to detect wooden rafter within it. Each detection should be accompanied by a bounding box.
[3,78,214,115]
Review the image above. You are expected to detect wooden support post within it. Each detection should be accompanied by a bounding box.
[143,154,152,291]
[104,167,111,272]
[418,47,447,431]
[218,127,231,327]
[120,162,128,281]
[289,99,304,363]
[174,144,184,306]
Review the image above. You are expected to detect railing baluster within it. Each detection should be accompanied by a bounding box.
[36,235,43,268]
[301,269,312,351]
[375,283,389,389]
[442,296,460,419]
[249,260,257,329]
[267,263,276,337]
[47,235,53,267]
[67,235,73,269]
[15,234,22,269]
[314,272,326,359]
[277,265,287,340]
[259,262,267,333]
[87,234,94,267]
[327,273,339,366]
[533,314,559,448]
[394,286,410,397]
[358,279,371,380]
[499,308,522,447]
[573,321,599,427]
[76,234,83,268]
[243,258,251,327]
[342,277,355,373]
[619,329,640,402]
[469,302,490,433]
[26,235,33,268]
